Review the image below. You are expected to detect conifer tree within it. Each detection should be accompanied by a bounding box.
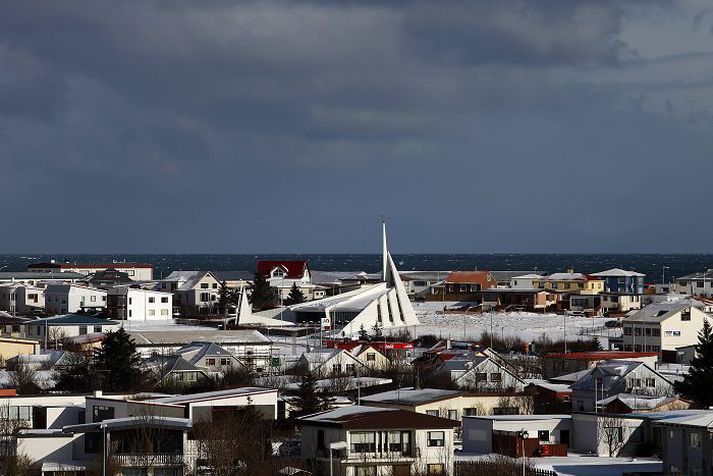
[358,324,369,341]
[371,321,383,341]
[93,327,145,392]
[249,271,276,311]
[284,282,306,305]
[675,318,713,407]
[292,371,324,417]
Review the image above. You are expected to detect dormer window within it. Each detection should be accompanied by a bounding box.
[272,268,285,278]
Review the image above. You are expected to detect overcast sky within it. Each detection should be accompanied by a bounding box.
[1,0,713,253]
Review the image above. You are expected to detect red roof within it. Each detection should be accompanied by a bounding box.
[29,262,154,269]
[256,260,309,279]
[544,351,658,361]
[444,271,493,284]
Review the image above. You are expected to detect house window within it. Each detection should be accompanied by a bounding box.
[148,297,155,303]
[346,364,355,373]
[689,431,701,448]
[355,467,377,476]
[624,327,632,336]
[212,283,218,289]
[538,430,550,442]
[90,295,96,302]
[490,373,502,383]
[426,410,439,417]
[448,410,458,420]
[220,358,231,366]
[200,293,211,302]
[681,310,691,321]
[200,283,209,289]
[475,372,488,383]
[332,364,342,373]
[459,285,467,293]
[366,353,376,362]
[161,297,169,303]
[206,358,216,366]
[653,328,661,336]
[470,284,480,292]
[148,310,155,316]
[426,464,445,476]
[79,326,87,335]
[92,406,114,423]
[427,431,445,447]
[94,326,102,333]
[161,309,169,316]
[350,431,376,453]
[645,378,656,387]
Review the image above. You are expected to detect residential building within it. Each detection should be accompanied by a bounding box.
[24,314,120,343]
[173,341,246,374]
[597,393,689,414]
[675,271,713,296]
[622,302,709,356]
[106,286,173,322]
[399,271,449,299]
[534,272,604,294]
[542,351,658,379]
[297,405,457,476]
[27,261,154,280]
[524,380,572,414]
[438,355,526,392]
[463,414,571,457]
[257,260,311,284]
[43,283,107,314]
[84,268,134,288]
[292,349,368,377]
[599,292,643,314]
[0,271,85,287]
[211,270,253,290]
[145,354,211,385]
[0,337,40,361]
[591,268,645,294]
[570,360,675,412]
[0,283,44,315]
[653,411,713,475]
[510,274,545,289]
[159,270,222,315]
[442,271,497,301]
[350,344,390,370]
[491,271,543,288]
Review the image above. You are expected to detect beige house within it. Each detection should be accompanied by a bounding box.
[622,302,709,353]
[351,344,390,370]
[0,337,40,362]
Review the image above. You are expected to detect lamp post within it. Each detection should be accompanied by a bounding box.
[101,423,107,476]
[518,428,529,476]
[329,441,348,476]
[662,266,669,286]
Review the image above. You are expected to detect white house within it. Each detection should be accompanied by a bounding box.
[298,406,458,476]
[106,286,173,322]
[463,414,572,455]
[438,356,526,392]
[0,283,44,315]
[509,274,544,289]
[159,270,222,315]
[292,349,368,377]
[43,284,107,315]
[622,302,709,353]
[25,314,120,343]
[27,261,154,280]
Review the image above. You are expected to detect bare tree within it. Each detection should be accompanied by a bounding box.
[598,414,625,457]
[9,362,39,395]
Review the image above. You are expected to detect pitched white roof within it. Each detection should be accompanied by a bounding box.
[592,268,645,277]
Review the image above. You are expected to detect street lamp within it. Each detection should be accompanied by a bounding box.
[518,428,529,476]
[329,441,348,476]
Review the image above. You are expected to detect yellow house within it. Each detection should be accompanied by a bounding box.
[534,272,604,295]
[0,337,40,363]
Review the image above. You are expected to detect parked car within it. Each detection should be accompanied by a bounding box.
[604,319,622,328]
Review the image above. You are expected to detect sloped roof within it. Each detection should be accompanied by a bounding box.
[30,314,120,327]
[361,387,461,406]
[257,260,308,279]
[570,360,669,392]
[597,393,681,410]
[212,271,253,282]
[591,268,645,278]
[444,271,492,284]
[623,302,692,323]
[176,341,235,365]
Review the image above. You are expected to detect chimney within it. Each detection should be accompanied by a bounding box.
[94,390,103,397]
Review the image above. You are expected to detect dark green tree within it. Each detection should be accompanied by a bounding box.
[675,318,713,407]
[292,371,327,417]
[217,281,238,316]
[370,321,383,341]
[284,282,306,306]
[358,324,369,341]
[55,353,97,393]
[249,271,275,311]
[94,327,145,392]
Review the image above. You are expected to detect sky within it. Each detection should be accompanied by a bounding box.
[1,0,713,254]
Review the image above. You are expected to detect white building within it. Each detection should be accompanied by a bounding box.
[509,274,544,289]
[438,356,526,392]
[298,406,457,476]
[43,283,107,314]
[270,222,420,333]
[24,314,120,342]
[27,261,154,280]
[106,286,173,322]
[622,302,709,353]
[159,270,222,315]
[0,283,44,315]
[463,414,572,454]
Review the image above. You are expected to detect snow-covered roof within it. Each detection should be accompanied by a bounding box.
[623,302,692,323]
[591,268,645,278]
[597,393,680,410]
[361,387,461,406]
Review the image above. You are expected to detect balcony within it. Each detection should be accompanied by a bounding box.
[318,447,419,463]
[115,453,184,467]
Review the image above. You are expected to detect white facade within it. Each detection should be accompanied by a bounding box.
[44,284,107,314]
[622,303,709,352]
[28,263,153,280]
[0,284,44,315]
[510,274,544,289]
[463,415,571,454]
[107,287,173,322]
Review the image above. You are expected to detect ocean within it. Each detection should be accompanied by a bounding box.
[0,253,710,282]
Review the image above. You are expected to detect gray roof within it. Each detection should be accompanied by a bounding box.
[361,387,461,406]
[128,329,271,346]
[0,272,86,280]
[623,302,692,323]
[150,386,276,404]
[490,271,543,283]
[175,341,236,365]
[677,271,713,281]
[212,271,253,282]
[30,314,120,327]
[570,360,667,392]
[64,416,192,433]
[591,268,645,278]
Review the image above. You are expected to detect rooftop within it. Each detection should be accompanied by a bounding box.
[361,387,461,406]
[150,386,276,404]
[544,351,658,361]
[591,268,646,278]
[30,314,120,327]
[297,405,458,430]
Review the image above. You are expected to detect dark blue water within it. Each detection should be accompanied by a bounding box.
[1,254,709,283]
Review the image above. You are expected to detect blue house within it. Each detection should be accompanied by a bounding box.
[591,268,645,294]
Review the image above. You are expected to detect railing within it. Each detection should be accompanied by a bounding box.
[115,453,184,466]
[456,462,557,476]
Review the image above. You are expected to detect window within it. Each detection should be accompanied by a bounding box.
[681,310,691,321]
[490,373,502,382]
[129,297,133,305]
[426,410,439,416]
[200,292,211,302]
[206,358,216,366]
[212,283,218,289]
[355,467,377,476]
[161,297,169,303]
[148,297,155,303]
[79,326,87,335]
[272,268,285,278]
[645,378,656,387]
[538,430,550,442]
[200,283,209,289]
[92,406,114,423]
[90,295,96,302]
[366,353,376,362]
[475,372,488,383]
[388,431,410,454]
[332,364,342,373]
[220,358,231,366]
[427,431,445,447]
[493,407,519,415]
[94,326,102,333]
[689,431,701,448]
[147,309,155,316]
[427,464,445,476]
[459,285,467,292]
[350,431,376,453]
[624,327,632,336]
[470,284,480,292]
[653,328,661,336]
[161,309,169,316]
[634,328,642,336]
[448,410,458,420]
[0,406,31,421]
[346,364,355,373]
[645,328,652,336]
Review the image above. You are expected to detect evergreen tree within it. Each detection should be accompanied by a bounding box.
[292,371,325,417]
[675,318,713,407]
[55,353,97,393]
[249,271,276,311]
[284,282,306,306]
[358,324,369,341]
[371,321,383,341]
[217,281,238,316]
[94,327,145,392]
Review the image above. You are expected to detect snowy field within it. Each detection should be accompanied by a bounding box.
[456,454,662,476]
[400,302,612,342]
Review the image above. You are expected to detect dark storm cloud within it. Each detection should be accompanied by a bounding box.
[0,0,711,253]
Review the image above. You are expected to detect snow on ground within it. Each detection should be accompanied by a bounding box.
[530,455,662,476]
[399,302,611,342]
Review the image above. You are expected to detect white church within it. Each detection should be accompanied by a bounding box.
[239,222,420,334]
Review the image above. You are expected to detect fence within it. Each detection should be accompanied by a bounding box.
[455,461,558,476]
